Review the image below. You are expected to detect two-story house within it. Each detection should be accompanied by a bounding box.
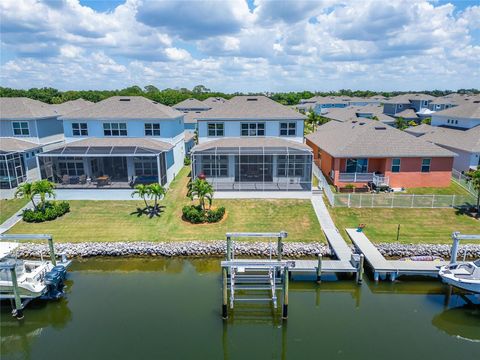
[383,94,436,121]
[37,96,186,189]
[173,98,211,131]
[190,96,312,192]
[430,101,480,129]
[0,97,66,189]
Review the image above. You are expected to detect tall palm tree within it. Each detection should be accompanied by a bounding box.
[14,182,38,211]
[131,184,150,209]
[189,178,214,211]
[147,183,166,215]
[32,180,56,211]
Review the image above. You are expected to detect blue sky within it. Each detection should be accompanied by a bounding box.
[1,0,479,92]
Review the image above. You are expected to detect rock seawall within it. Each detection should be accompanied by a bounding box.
[15,241,480,259]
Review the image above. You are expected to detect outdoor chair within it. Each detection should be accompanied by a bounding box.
[79,175,87,184]
[62,175,70,185]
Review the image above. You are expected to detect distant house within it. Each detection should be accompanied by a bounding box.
[406,123,480,172]
[298,95,385,114]
[173,98,211,131]
[430,101,480,130]
[320,105,396,125]
[37,96,186,189]
[191,95,312,191]
[428,93,479,112]
[0,97,68,189]
[383,93,436,120]
[305,119,455,189]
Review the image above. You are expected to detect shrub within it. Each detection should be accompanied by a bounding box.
[22,201,70,223]
[184,157,191,166]
[182,205,225,224]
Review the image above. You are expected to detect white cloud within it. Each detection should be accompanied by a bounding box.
[1,0,479,91]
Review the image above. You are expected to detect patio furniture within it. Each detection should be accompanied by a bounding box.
[79,175,87,184]
[69,176,80,184]
[96,175,110,187]
[62,175,70,185]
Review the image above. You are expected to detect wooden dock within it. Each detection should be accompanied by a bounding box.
[346,228,448,281]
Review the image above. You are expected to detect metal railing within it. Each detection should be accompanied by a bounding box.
[338,172,390,186]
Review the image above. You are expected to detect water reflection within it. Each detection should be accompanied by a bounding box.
[432,303,480,342]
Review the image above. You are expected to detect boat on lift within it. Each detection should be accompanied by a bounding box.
[0,235,71,318]
[439,259,480,294]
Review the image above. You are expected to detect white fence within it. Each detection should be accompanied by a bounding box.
[314,164,476,208]
[451,169,476,195]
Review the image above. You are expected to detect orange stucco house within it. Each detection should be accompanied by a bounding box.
[305,120,455,190]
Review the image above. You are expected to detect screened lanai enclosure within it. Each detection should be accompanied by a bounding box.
[37,143,168,189]
[191,142,313,191]
[0,151,26,189]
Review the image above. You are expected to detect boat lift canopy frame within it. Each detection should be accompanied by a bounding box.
[0,234,57,266]
[450,232,480,264]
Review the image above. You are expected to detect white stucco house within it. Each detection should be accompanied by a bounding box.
[191,95,312,191]
[37,96,186,189]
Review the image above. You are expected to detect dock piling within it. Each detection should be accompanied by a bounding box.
[316,254,322,283]
[277,236,283,262]
[222,267,228,319]
[356,254,364,284]
[47,236,56,266]
[282,266,289,319]
[9,267,24,319]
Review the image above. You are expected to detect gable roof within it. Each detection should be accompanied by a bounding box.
[0,97,59,119]
[52,99,94,115]
[305,119,455,158]
[405,124,480,152]
[60,96,183,120]
[198,95,306,120]
[433,101,480,118]
[322,106,395,123]
[173,98,211,110]
[0,137,41,153]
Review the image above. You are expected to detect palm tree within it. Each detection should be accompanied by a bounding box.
[15,182,38,211]
[131,184,150,209]
[147,183,166,215]
[188,178,214,211]
[466,166,480,218]
[32,180,56,211]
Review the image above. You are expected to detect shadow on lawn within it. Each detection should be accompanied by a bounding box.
[130,205,166,218]
[453,203,479,220]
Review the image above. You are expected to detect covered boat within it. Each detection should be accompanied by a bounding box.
[439,259,480,293]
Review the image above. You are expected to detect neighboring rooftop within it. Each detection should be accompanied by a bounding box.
[202,97,227,108]
[406,124,480,153]
[0,97,59,119]
[60,96,183,120]
[321,106,395,123]
[306,119,455,158]
[173,98,211,110]
[0,137,41,153]
[198,95,306,120]
[395,108,418,119]
[384,93,435,104]
[52,99,94,115]
[432,101,480,118]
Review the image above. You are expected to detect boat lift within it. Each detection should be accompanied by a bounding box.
[0,234,69,319]
[220,232,294,320]
[449,232,480,264]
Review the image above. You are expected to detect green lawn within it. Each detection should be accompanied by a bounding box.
[8,167,324,243]
[404,180,472,195]
[0,198,29,224]
[329,206,479,244]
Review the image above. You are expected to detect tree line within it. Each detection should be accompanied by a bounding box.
[1,85,478,107]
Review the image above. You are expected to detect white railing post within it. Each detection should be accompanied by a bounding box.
[359,194,362,208]
[348,193,351,208]
[451,195,455,207]
[431,195,435,208]
[391,195,394,208]
[411,194,415,208]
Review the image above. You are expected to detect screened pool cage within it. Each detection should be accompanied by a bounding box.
[191,146,313,191]
[0,152,26,189]
[37,145,168,188]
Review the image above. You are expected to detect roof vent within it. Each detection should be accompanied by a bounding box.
[375,126,386,130]
[246,98,258,101]
[359,122,366,125]
[195,111,201,113]
[474,100,480,103]
[119,98,131,101]
[352,120,358,123]
[152,101,159,104]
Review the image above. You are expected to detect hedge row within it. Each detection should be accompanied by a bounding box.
[23,201,70,223]
[182,205,225,224]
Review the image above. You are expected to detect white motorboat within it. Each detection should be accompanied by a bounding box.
[439,259,480,293]
[0,241,71,300]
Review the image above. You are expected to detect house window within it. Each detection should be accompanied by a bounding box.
[134,157,158,176]
[103,123,127,136]
[280,122,296,136]
[145,123,160,136]
[58,157,84,176]
[241,123,265,136]
[391,158,401,173]
[12,122,30,136]
[72,123,88,136]
[421,158,431,173]
[436,105,441,109]
[423,101,428,106]
[277,155,305,177]
[398,104,403,109]
[207,123,224,137]
[345,158,368,173]
[201,155,228,177]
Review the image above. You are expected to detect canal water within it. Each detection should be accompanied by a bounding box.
[1,258,479,360]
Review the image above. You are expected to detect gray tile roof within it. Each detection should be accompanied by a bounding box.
[61,96,183,120]
[405,124,480,152]
[433,101,480,118]
[322,106,395,123]
[305,119,455,158]
[184,131,195,142]
[0,97,59,119]
[52,99,94,115]
[182,111,204,124]
[192,137,311,152]
[202,97,227,108]
[0,137,41,153]
[173,98,211,110]
[395,108,418,118]
[384,93,435,104]
[198,95,306,120]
